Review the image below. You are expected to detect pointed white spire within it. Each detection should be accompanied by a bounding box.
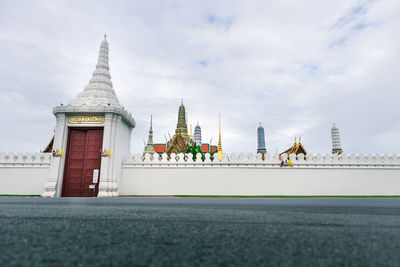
[144,115,155,155]
[68,36,120,108]
[54,36,135,127]
[194,122,202,146]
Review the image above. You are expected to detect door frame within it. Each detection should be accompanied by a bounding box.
[61,126,104,197]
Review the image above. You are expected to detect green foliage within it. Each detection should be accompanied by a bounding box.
[186,143,204,161]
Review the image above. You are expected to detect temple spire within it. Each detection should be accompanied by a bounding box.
[331,122,343,155]
[257,122,266,154]
[144,115,155,155]
[68,36,121,108]
[194,122,202,146]
[175,100,188,139]
[218,113,223,161]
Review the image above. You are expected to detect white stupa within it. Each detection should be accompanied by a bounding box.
[193,122,202,146]
[331,122,343,155]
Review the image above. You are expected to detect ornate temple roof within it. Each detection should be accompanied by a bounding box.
[53,36,135,127]
[279,138,307,160]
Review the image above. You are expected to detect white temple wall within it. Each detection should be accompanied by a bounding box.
[120,153,400,196]
[0,153,51,195]
[119,166,400,196]
[1,151,400,196]
[113,117,132,193]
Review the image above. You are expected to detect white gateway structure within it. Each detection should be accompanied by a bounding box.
[0,37,400,197]
[42,36,135,197]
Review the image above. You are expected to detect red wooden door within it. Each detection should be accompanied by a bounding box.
[62,128,104,197]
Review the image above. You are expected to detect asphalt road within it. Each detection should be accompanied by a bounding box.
[1,197,399,266]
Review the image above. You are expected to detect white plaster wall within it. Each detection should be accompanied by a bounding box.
[114,119,133,191]
[120,166,400,196]
[0,153,51,195]
[0,167,50,195]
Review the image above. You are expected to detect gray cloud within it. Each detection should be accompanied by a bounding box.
[1,0,399,154]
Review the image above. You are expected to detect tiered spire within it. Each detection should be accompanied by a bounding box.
[257,122,266,154]
[193,122,202,146]
[144,115,155,155]
[331,122,343,154]
[68,35,121,108]
[218,113,223,161]
[175,99,188,139]
[52,36,135,128]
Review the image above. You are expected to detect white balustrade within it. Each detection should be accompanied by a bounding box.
[204,153,211,162]
[118,150,400,169]
[195,153,203,162]
[187,153,194,163]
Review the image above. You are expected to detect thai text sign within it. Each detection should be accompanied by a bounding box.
[68,115,105,125]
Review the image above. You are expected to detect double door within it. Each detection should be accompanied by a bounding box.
[62,128,104,197]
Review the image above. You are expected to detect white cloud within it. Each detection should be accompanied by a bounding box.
[0,0,399,154]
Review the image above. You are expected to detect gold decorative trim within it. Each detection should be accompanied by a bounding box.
[67,115,105,125]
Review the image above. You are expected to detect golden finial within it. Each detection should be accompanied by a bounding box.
[190,124,193,138]
[218,113,223,161]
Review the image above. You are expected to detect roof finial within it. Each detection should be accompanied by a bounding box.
[104,33,107,39]
[181,98,183,105]
[150,114,152,127]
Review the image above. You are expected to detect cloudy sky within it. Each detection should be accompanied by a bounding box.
[0,0,399,155]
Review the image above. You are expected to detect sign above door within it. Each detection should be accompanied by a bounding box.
[68,115,105,125]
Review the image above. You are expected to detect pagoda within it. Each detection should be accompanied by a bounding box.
[257,122,267,154]
[143,115,155,155]
[331,123,343,155]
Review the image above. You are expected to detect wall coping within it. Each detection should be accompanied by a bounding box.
[0,153,51,167]
[123,152,400,169]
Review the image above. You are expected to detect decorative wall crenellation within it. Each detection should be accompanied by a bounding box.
[0,153,51,165]
[125,152,400,167]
